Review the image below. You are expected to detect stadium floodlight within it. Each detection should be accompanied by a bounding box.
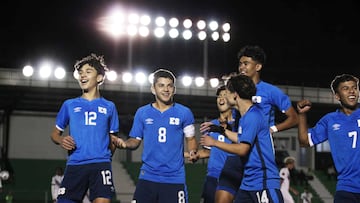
[39,62,52,79]
[107,70,118,81]
[182,30,192,40]
[208,21,219,31]
[154,27,166,38]
[181,75,192,87]
[128,13,140,24]
[139,26,150,37]
[222,33,230,42]
[183,19,192,29]
[197,20,206,30]
[209,78,220,88]
[211,32,220,41]
[122,72,133,83]
[54,67,66,79]
[198,31,207,41]
[169,28,179,38]
[222,22,231,32]
[169,17,179,28]
[155,16,166,27]
[127,25,137,36]
[195,76,205,87]
[22,65,34,77]
[140,15,151,25]
[135,72,147,85]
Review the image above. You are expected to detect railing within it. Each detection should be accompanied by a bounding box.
[0,68,338,104]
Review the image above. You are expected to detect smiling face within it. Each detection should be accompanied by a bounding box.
[152,77,175,105]
[77,64,103,92]
[217,89,231,113]
[238,56,262,82]
[335,80,359,110]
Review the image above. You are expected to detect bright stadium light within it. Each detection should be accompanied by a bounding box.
[183,19,192,29]
[181,75,192,87]
[209,21,219,31]
[222,22,231,32]
[107,70,118,81]
[209,78,220,88]
[54,66,66,79]
[169,17,179,28]
[39,62,52,79]
[155,16,166,27]
[122,72,133,83]
[135,72,146,84]
[197,20,206,30]
[169,28,179,38]
[198,31,207,41]
[22,65,34,77]
[182,30,192,40]
[195,76,205,87]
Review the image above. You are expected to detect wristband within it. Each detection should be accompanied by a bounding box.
[270,125,278,133]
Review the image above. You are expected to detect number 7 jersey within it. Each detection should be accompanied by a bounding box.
[308,108,360,193]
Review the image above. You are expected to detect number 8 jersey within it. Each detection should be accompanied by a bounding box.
[129,103,195,184]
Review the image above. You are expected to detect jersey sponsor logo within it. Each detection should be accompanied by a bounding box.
[98,106,107,114]
[74,107,82,113]
[169,117,180,125]
[145,118,153,124]
[332,123,340,131]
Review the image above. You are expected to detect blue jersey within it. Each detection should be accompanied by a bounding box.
[238,105,280,191]
[129,103,195,184]
[55,97,120,165]
[308,108,360,193]
[254,81,293,126]
[206,119,233,178]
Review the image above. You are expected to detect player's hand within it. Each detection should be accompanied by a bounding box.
[199,122,213,134]
[200,135,216,147]
[60,135,76,150]
[188,150,199,163]
[297,99,312,113]
[114,137,127,149]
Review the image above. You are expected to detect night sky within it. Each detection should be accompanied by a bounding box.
[1,0,359,88]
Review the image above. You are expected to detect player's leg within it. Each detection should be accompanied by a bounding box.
[88,162,115,203]
[201,176,218,203]
[334,191,360,203]
[158,182,188,203]
[57,165,89,203]
[132,179,158,203]
[215,156,244,203]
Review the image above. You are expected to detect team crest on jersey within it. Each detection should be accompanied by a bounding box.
[169,117,180,125]
[58,187,66,195]
[252,96,262,103]
[98,106,107,114]
[145,118,153,124]
[74,107,82,113]
[332,123,340,131]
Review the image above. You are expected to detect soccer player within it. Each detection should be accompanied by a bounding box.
[51,53,120,203]
[185,85,235,203]
[115,69,198,203]
[297,74,360,203]
[200,74,284,203]
[208,45,298,202]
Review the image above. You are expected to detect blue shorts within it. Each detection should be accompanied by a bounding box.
[201,176,218,203]
[234,188,283,203]
[334,190,360,203]
[133,179,188,203]
[57,162,115,202]
[217,155,244,195]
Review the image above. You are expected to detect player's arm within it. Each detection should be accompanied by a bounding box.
[115,137,141,150]
[297,99,312,147]
[200,135,250,156]
[184,148,210,159]
[271,106,298,133]
[109,133,118,154]
[51,126,75,150]
[200,122,238,143]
